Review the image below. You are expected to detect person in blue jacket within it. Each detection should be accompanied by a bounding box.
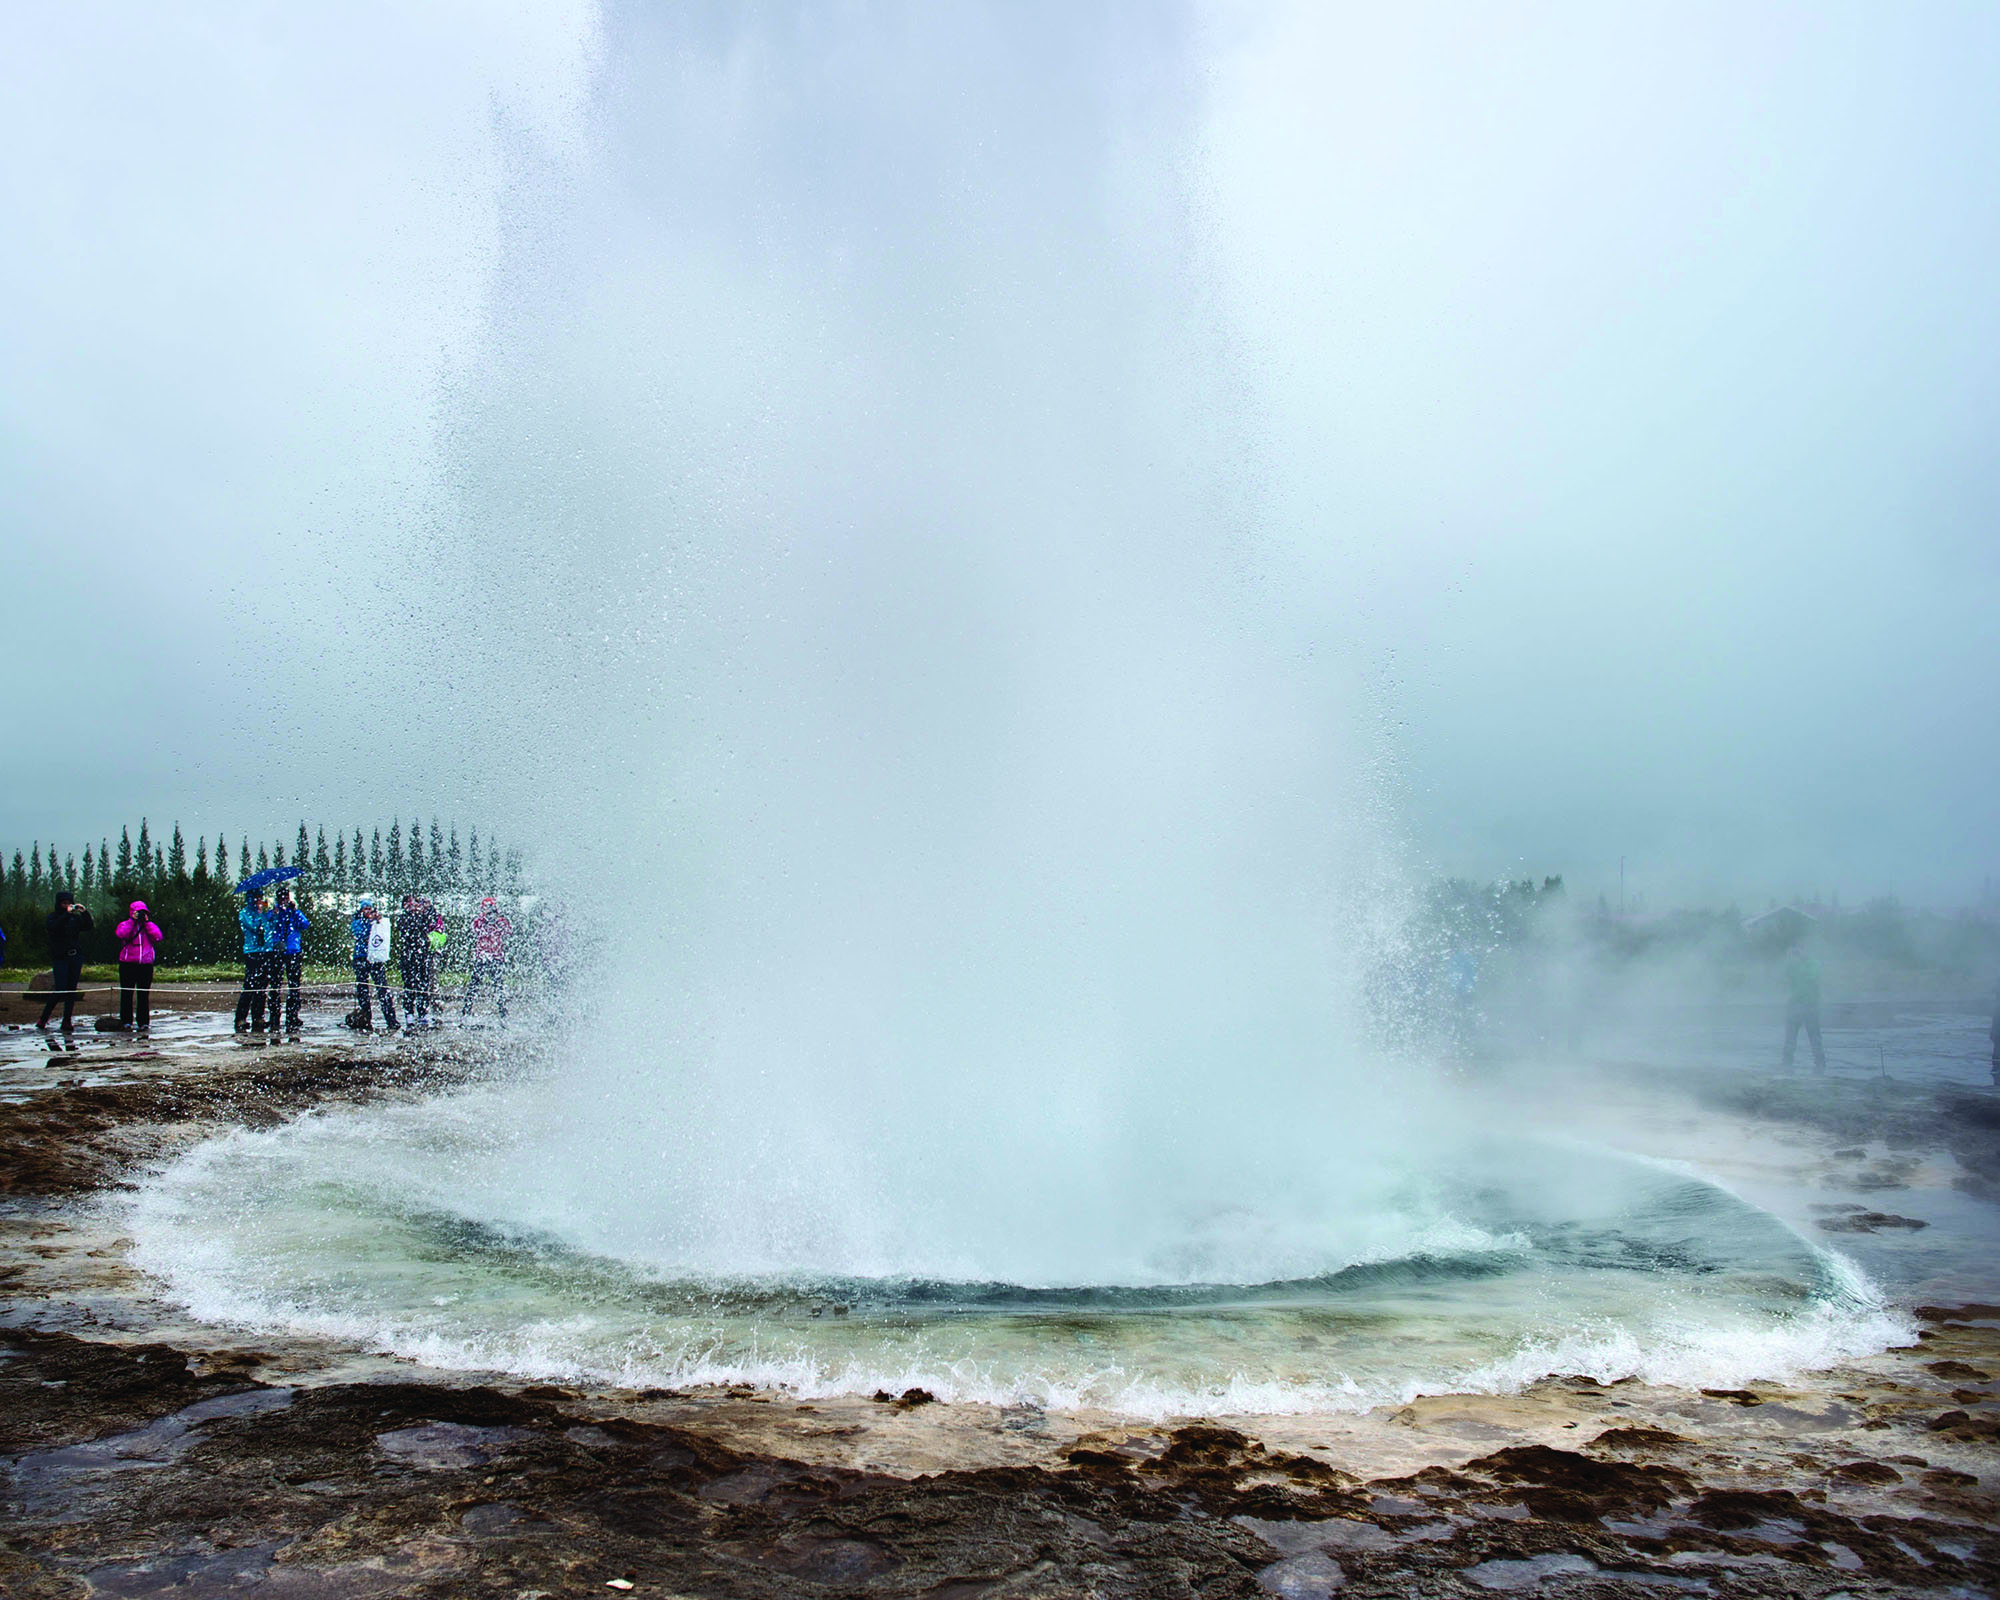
[348,898,398,1032]
[233,889,275,1034]
[271,886,310,1039]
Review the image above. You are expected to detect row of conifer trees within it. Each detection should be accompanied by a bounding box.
[1,819,525,968]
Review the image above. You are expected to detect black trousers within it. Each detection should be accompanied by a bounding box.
[279,950,304,1032]
[236,953,270,1029]
[118,961,155,1028]
[39,955,84,1028]
[353,959,398,1028]
[400,950,434,1025]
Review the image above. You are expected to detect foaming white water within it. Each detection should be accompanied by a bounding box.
[125,1084,1906,1420]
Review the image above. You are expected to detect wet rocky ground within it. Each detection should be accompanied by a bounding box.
[2,1037,1998,1597]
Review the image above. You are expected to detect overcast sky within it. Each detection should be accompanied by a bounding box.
[2,1,1995,908]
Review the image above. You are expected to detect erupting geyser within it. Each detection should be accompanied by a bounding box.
[129,3,1902,1415]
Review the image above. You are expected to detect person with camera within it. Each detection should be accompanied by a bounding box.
[234,888,276,1034]
[112,900,163,1033]
[271,886,310,1039]
[37,891,94,1033]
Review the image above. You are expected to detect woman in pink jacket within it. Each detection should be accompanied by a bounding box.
[114,900,163,1033]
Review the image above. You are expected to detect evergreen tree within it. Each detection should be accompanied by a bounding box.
[103,839,115,892]
[296,822,311,873]
[386,820,403,888]
[117,827,134,883]
[136,819,154,882]
[447,826,463,893]
[65,853,79,895]
[370,829,384,884]
[274,842,286,869]
[216,836,231,888]
[466,829,480,895]
[168,825,188,886]
[29,844,44,896]
[428,819,445,893]
[504,848,523,895]
[486,838,501,894]
[333,832,347,889]
[194,837,209,884]
[7,850,24,900]
[406,817,423,892]
[257,842,270,873]
[314,827,331,879]
[82,845,98,895]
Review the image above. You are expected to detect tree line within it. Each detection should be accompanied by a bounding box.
[1,819,526,968]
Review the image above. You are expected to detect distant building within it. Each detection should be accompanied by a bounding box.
[1742,905,1819,947]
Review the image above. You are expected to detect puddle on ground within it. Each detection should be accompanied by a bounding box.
[373,1421,529,1471]
[7,1386,294,1518]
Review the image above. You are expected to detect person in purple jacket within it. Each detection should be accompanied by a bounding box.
[113,900,163,1033]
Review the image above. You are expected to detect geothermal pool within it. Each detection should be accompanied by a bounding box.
[126,1074,1899,1419]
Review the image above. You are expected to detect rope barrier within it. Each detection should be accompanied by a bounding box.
[7,968,544,992]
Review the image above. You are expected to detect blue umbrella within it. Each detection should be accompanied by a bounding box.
[235,865,305,894]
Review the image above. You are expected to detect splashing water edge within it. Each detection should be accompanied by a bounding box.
[123,1079,1908,1421]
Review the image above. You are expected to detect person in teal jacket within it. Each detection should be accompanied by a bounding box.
[233,889,276,1035]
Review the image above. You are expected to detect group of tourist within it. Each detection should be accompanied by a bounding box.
[345,893,513,1034]
[347,894,438,1031]
[7,883,516,1038]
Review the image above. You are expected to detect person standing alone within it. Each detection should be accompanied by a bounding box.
[271,887,310,1039]
[37,891,93,1033]
[461,896,513,1022]
[1989,977,1998,1090]
[113,900,162,1033]
[1781,942,1826,1074]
